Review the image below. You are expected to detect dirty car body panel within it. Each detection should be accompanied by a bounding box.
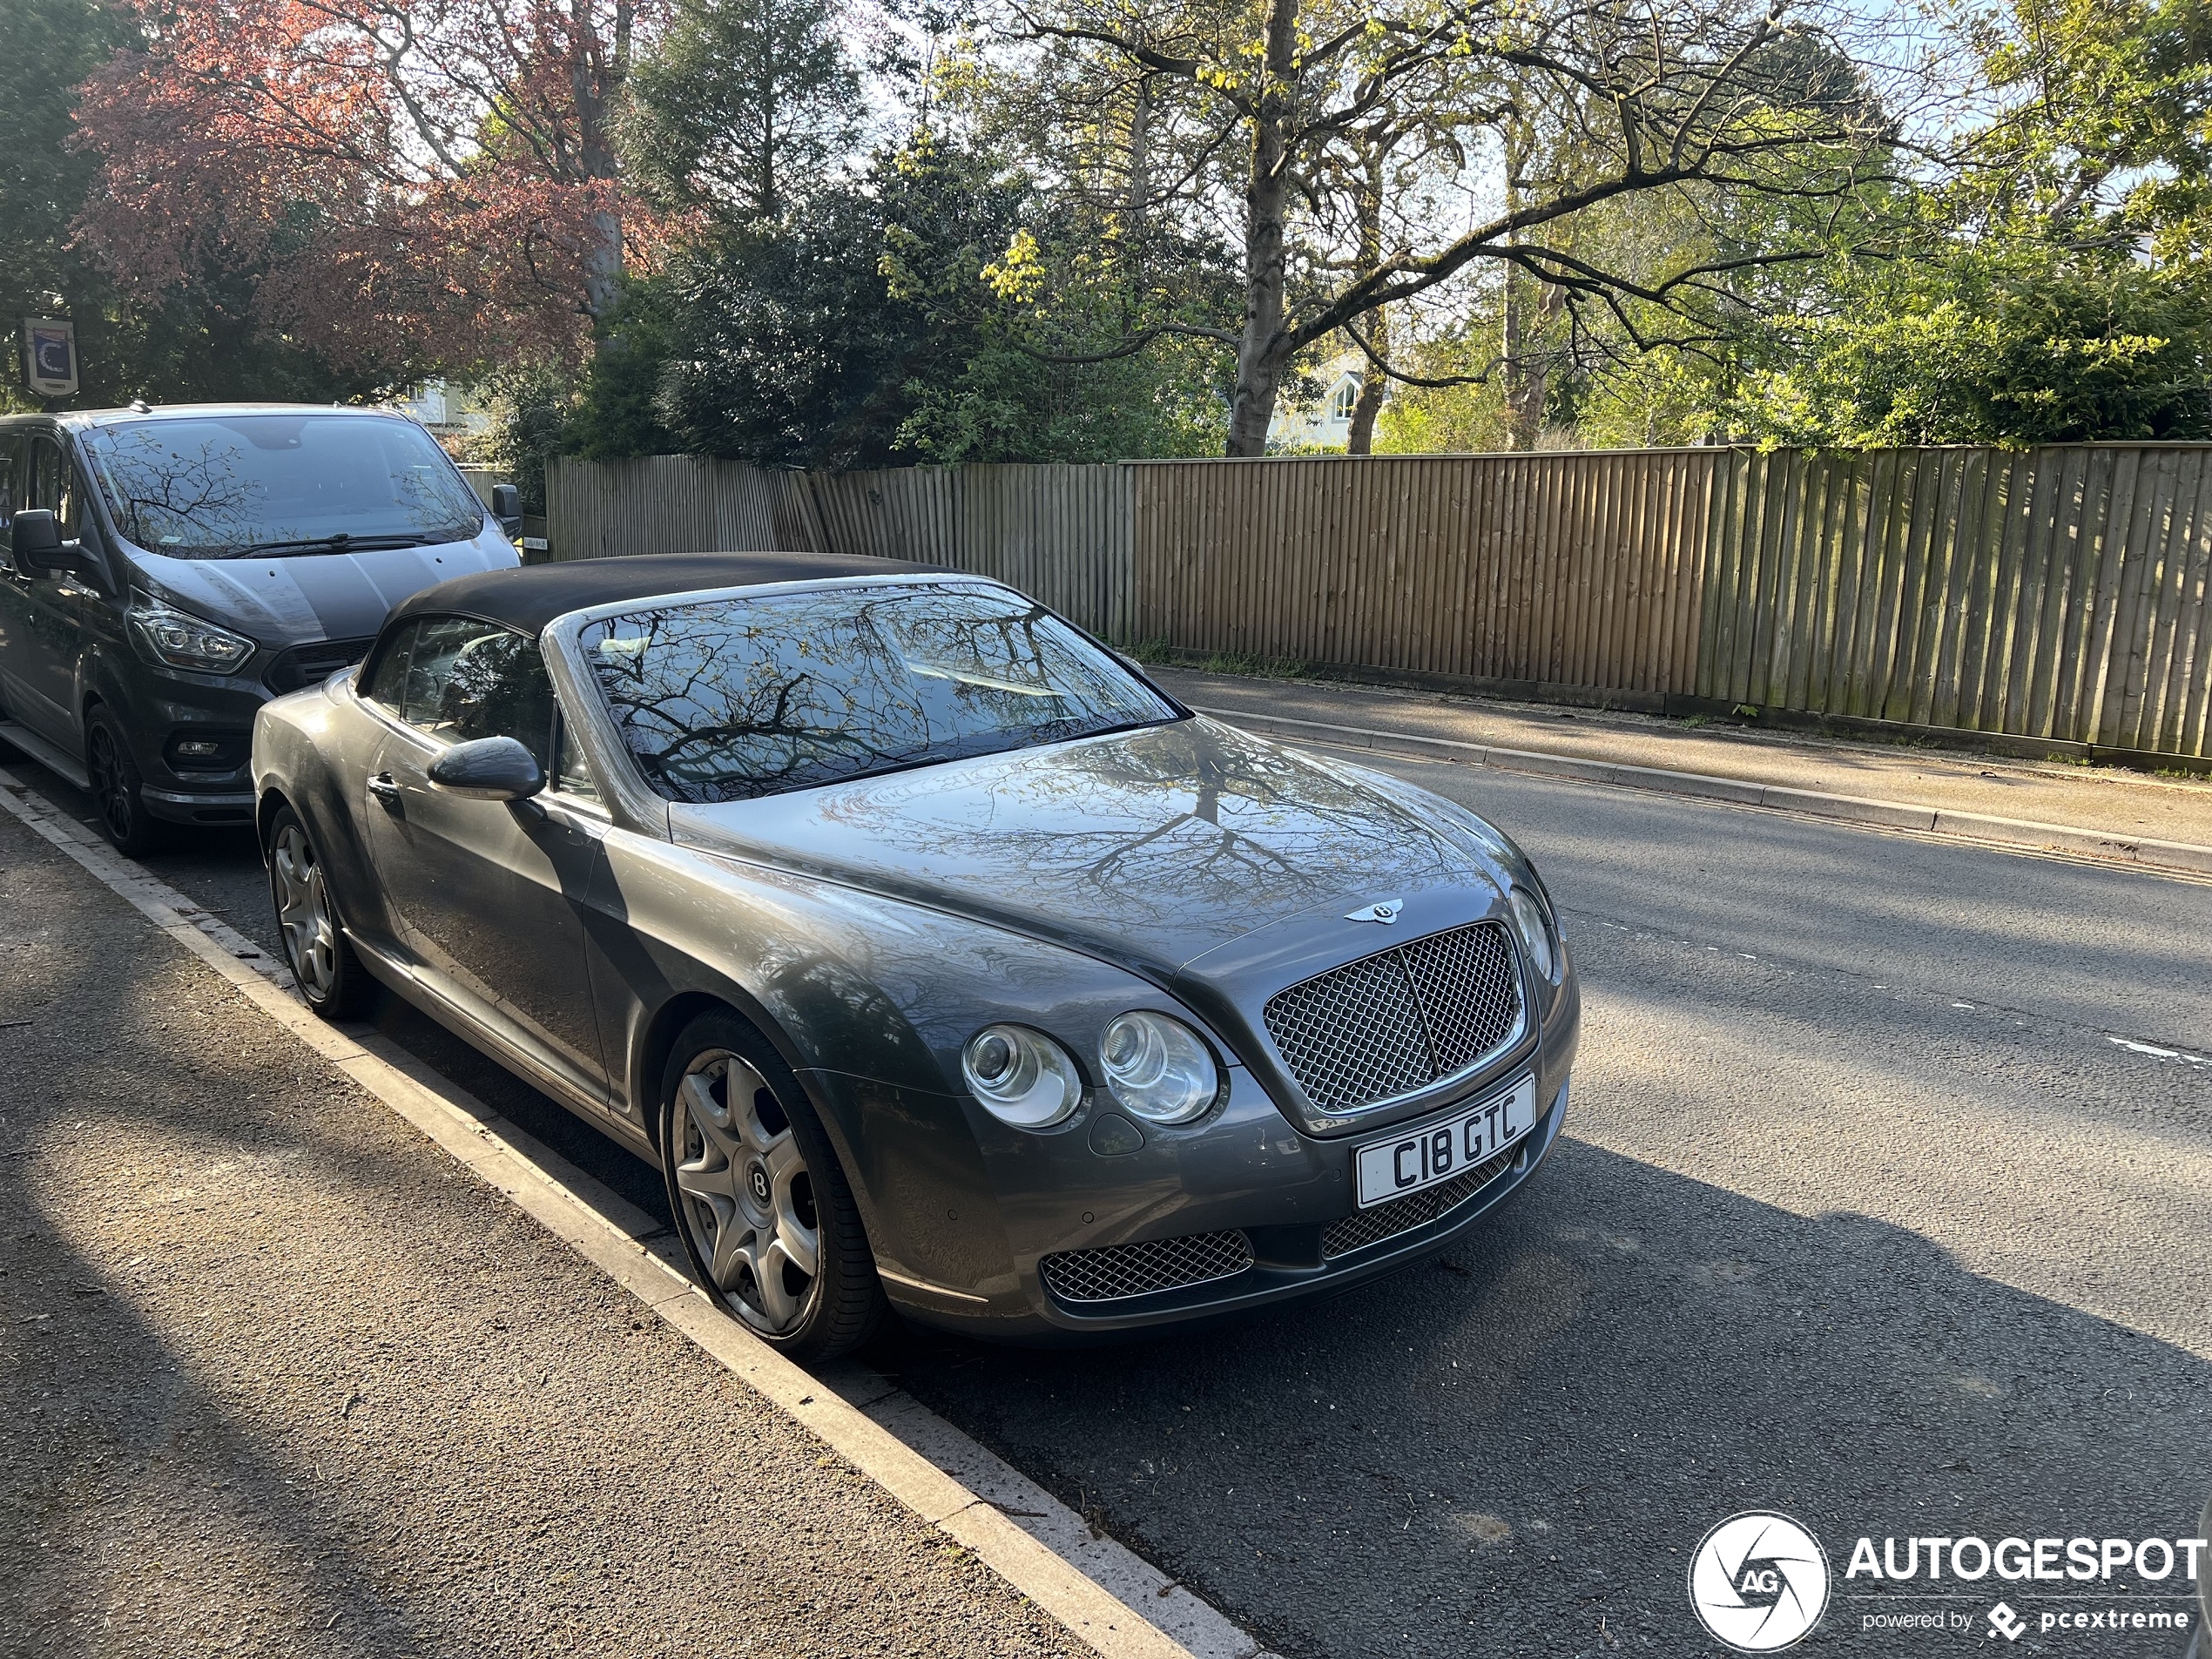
[253,553,1580,1340]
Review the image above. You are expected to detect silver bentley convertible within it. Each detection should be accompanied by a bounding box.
[252,553,1580,1358]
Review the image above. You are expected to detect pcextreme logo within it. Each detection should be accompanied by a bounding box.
[1688,1511,1832,1653]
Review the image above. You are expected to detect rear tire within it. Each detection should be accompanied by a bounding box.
[658,1010,886,1361]
[85,707,169,858]
[265,803,376,1021]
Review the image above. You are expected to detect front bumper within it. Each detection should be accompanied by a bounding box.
[142,783,258,825]
[840,994,1577,1342]
[1010,1077,1568,1339]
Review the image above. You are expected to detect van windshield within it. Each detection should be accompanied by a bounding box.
[77,414,485,559]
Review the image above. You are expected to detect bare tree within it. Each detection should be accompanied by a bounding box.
[1002,0,1895,455]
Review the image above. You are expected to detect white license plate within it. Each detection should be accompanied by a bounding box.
[1354,1076,1536,1208]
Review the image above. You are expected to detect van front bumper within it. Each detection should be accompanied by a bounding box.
[140,783,256,826]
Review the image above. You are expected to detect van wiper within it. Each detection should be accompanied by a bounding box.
[221,532,438,558]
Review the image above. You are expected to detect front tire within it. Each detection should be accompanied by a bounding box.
[658,1011,886,1361]
[266,803,376,1020]
[85,707,169,858]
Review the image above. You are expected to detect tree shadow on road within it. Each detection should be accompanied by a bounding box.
[876,1139,2212,1659]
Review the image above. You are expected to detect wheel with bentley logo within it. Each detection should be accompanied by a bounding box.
[264,802,376,1020]
[657,1011,886,1360]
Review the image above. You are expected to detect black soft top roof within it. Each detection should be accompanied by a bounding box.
[388,550,947,637]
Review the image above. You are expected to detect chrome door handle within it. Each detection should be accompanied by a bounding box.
[367,772,401,805]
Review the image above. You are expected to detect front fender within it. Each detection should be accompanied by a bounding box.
[249,679,393,948]
[586,828,1262,1299]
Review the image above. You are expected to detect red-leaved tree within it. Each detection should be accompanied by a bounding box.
[74,0,651,375]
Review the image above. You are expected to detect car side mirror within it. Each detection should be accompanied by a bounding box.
[489,483,523,537]
[426,736,546,802]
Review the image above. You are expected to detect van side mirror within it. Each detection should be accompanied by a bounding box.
[11,509,64,569]
[489,483,523,537]
[8,509,96,582]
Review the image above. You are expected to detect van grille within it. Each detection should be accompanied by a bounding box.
[265,637,374,695]
[1263,921,1523,1111]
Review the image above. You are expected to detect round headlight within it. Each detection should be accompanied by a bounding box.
[1098,1011,1218,1124]
[961,1024,1082,1129]
[1507,887,1558,983]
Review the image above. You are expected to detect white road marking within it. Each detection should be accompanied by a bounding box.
[0,765,1274,1659]
[2108,1035,2211,1067]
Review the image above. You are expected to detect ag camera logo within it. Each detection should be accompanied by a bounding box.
[1689,1512,1831,1652]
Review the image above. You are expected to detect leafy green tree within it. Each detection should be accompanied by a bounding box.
[1717,0,2212,447]
[1726,253,2212,446]
[620,0,861,221]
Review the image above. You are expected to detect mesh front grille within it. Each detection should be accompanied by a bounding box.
[1038,1231,1254,1304]
[1264,921,1523,1111]
[1322,1144,1523,1259]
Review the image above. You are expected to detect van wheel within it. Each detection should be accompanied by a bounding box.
[85,708,170,858]
[659,1010,886,1362]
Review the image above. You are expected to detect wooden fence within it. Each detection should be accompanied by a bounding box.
[544,444,2212,759]
[1695,446,2212,759]
[1132,452,1717,701]
[548,458,1133,639]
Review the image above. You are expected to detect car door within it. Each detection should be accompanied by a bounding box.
[0,432,91,748]
[358,614,610,1101]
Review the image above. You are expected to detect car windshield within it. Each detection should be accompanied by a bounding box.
[77,413,485,558]
[580,582,1180,803]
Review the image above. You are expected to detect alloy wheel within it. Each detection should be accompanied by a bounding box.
[271,823,339,999]
[88,725,134,844]
[672,1049,822,1335]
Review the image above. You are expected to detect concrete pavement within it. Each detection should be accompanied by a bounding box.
[1150,665,2212,850]
[0,803,1094,1659]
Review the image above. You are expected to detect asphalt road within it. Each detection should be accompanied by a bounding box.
[7,743,2209,1659]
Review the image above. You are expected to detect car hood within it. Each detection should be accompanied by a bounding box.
[667,717,1509,979]
[127,528,518,647]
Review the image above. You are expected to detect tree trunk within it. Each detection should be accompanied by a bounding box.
[1345,146,1387,455]
[1345,305,1386,454]
[1501,270,1545,446]
[1224,0,1301,457]
[573,0,625,320]
[1127,76,1150,220]
[1499,117,1541,448]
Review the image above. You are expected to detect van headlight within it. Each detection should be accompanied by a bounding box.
[1507,887,1561,984]
[962,1025,1082,1129]
[128,596,256,673]
[1099,1011,1218,1124]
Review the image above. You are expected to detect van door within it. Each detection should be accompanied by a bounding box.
[0,433,92,749]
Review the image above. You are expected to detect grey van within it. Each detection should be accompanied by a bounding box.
[0,404,520,853]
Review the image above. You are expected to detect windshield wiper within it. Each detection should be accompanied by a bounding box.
[220,532,440,559]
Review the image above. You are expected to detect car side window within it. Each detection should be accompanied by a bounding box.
[395,616,555,769]
[362,620,419,708]
[552,711,600,802]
